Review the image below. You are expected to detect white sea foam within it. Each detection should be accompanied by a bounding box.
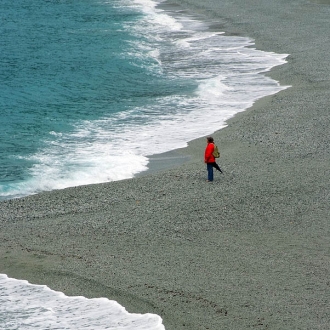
[131,0,183,30]
[0,274,165,330]
[0,0,289,200]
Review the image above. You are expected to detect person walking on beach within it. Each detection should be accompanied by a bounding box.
[204,136,222,182]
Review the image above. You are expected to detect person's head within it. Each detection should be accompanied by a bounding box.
[206,136,214,143]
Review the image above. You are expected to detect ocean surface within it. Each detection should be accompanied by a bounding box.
[0,0,288,201]
[0,274,165,330]
[0,0,288,328]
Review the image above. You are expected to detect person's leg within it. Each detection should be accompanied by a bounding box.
[207,163,213,181]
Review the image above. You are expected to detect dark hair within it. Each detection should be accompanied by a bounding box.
[206,136,214,143]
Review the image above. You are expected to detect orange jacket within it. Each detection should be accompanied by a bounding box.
[204,143,215,163]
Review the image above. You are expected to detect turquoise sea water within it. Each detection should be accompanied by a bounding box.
[0,0,288,201]
[1,1,289,327]
[1,0,184,198]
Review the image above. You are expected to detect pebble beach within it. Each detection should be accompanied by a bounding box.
[1,0,329,329]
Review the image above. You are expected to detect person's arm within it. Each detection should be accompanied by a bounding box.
[204,144,214,163]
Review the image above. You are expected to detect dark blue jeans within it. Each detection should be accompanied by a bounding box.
[207,163,214,181]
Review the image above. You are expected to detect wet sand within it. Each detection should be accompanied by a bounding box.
[1,0,329,329]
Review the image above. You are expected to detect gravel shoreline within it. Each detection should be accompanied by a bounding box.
[1,0,329,329]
